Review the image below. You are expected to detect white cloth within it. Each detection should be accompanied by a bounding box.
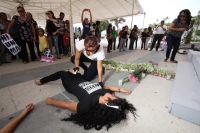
[161,41,167,51]
[155,25,167,34]
[75,39,105,61]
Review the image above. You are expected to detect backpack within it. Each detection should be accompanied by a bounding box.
[9,16,18,38]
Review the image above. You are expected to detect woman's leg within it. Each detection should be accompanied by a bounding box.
[27,41,37,61]
[83,61,98,81]
[113,38,116,50]
[135,37,138,49]
[122,38,126,51]
[39,71,66,84]
[166,34,173,60]
[52,35,60,58]
[170,37,181,61]
[20,40,29,62]
[46,98,78,112]
[119,38,124,52]
[48,35,53,53]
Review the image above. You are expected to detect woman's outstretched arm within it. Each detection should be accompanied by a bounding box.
[46,97,78,112]
[0,103,34,133]
[104,85,131,95]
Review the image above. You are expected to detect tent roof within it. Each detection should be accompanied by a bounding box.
[0,0,145,27]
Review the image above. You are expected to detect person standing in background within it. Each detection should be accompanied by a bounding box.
[6,6,37,64]
[117,27,124,49]
[57,12,65,56]
[150,21,167,51]
[145,26,153,50]
[81,9,92,39]
[164,9,191,63]
[106,24,113,53]
[119,26,129,52]
[112,26,117,50]
[45,10,61,59]
[129,26,135,50]
[77,27,82,41]
[90,23,96,36]
[0,12,11,64]
[133,25,139,50]
[27,12,40,57]
[95,21,101,43]
[63,29,70,57]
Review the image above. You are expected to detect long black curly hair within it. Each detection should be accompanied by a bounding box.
[61,98,136,130]
[177,9,191,26]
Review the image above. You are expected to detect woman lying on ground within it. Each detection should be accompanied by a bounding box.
[34,70,136,130]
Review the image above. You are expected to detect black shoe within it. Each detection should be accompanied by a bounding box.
[149,49,152,51]
[0,62,2,66]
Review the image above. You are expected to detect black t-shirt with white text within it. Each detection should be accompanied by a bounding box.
[63,72,111,114]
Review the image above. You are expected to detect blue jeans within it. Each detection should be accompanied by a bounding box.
[48,35,60,57]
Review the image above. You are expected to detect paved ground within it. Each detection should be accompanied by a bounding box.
[0,39,200,133]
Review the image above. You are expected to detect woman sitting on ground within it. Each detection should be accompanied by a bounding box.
[34,70,136,130]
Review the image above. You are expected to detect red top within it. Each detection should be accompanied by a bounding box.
[119,30,123,37]
[63,34,69,46]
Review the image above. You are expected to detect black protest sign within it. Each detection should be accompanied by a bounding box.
[0,33,20,55]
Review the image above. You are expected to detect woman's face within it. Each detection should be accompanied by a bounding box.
[84,18,89,23]
[26,13,32,19]
[180,12,187,21]
[46,12,52,18]
[17,8,25,16]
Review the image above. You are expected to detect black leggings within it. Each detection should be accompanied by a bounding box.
[40,71,82,93]
[71,53,98,81]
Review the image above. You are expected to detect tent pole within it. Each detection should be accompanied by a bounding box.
[69,0,75,56]
[142,13,146,29]
[131,0,134,29]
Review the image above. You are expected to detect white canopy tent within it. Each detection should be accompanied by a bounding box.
[0,0,145,55]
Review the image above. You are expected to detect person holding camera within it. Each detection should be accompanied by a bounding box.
[150,21,167,51]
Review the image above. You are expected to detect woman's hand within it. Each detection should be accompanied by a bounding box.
[52,32,57,35]
[120,88,131,95]
[179,28,186,32]
[33,37,36,41]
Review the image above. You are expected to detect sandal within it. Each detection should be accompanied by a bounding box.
[164,58,168,62]
[170,60,178,63]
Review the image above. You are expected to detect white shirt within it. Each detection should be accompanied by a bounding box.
[90,27,95,35]
[76,39,105,61]
[155,25,167,34]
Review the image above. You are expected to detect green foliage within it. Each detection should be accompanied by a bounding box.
[196,30,200,36]
[99,20,109,32]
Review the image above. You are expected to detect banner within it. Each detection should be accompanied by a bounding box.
[0,33,20,56]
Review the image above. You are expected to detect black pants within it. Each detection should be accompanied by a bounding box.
[125,38,128,47]
[58,34,64,55]
[134,37,138,48]
[129,38,135,49]
[20,40,37,62]
[150,34,164,50]
[107,39,113,52]
[35,41,40,57]
[71,53,98,81]
[166,34,181,61]
[112,38,116,50]
[117,38,121,49]
[40,70,82,93]
[141,38,146,49]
